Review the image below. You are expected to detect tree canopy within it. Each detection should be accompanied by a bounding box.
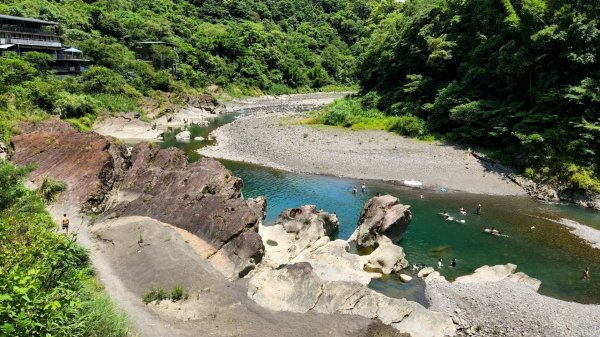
[356,0,600,191]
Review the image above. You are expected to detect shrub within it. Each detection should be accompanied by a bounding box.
[0,161,128,337]
[171,285,184,301]
[143,287,168,304]
[388,115,426,137]
[53,93,97,118]
[37,176,67,203]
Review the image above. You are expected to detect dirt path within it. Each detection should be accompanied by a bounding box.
[50,206,401,337]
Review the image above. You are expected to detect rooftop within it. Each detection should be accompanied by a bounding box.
[0,14,59,26]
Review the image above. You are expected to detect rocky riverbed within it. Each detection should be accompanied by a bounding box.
[9,97,600,337]
[199,93,525,196]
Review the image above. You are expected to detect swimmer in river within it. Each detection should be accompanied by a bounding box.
[583,267,590,280]
[352,186,357,194]
[483,227,492,233]
[437,258,443,269]
[476,203,482,215]
[361,182,366,193]
[451,258,457,268]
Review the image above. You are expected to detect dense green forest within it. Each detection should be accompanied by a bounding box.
[0,162,129,337]
[0,0,393,143]
[352,0,600,191]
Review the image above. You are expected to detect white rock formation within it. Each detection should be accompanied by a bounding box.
[454,264,541,291]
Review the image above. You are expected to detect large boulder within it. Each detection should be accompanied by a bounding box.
[259,205,338,267]
[361,236,409,275]
[294,239,378,286]
[355,195,411,248]
[10,118,129,215]
[11,120,265,280]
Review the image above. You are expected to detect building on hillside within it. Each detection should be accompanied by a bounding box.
[0,14,89,74]
[134,41,179,76]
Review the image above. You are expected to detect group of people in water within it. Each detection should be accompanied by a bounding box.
[352,182,367,194]
[413,257,458,272]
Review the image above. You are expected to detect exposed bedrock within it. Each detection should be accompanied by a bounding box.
[10,119,264,279]
[355,195,412,248]
[253,203,456,337]
[104,142,265,279]
[10,118,129,214]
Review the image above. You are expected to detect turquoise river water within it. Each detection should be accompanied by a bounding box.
[160,114,600,304]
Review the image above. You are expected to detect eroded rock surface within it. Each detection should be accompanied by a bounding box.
[355,195,412,248]
[249,260,455,337]
[105,143,264,279]
[11,119,129,214]
[253,205,456,337]
[11,119,264,279]
[454,264,541,291]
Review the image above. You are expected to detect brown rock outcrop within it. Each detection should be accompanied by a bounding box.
[108,143,264,278]
[11,118,129,214]
[10,119,264,279]
[355,195,411,248]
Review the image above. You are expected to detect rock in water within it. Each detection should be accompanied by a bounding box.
[175,130,191,142]
[399,274,413,283]
[355,195,412,248]
[259,205,339,268]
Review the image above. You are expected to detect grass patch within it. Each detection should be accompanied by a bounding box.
[171,285,184,301]
[65,113,97,132]
[309,97,430,138]
[318,84,358,92]
[82,293,130,337]
[143,287,169,304]
[93,94,142,114]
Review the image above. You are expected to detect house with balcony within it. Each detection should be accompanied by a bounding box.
[0,14,89,74]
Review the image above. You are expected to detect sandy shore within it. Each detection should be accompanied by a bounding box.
[93,107,219,142]
[199,93,525,196]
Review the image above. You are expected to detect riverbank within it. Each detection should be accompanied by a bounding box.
[199,95,525,196]
[426,277,600,337]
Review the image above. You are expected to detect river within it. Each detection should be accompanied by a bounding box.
[160,108,600,305]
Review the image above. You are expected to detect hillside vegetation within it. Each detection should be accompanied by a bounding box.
[358,0,600,191]
[0,162,129,337]
[0,0,390,142]
[316,0,599,192]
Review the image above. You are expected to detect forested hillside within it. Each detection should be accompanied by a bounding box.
[1,0,381,92]
[354,0,600,192]
[1,0,395,143]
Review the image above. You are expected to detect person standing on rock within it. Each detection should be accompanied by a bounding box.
[583,267,590,280]
[61,214,70,234]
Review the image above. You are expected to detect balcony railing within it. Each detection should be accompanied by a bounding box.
[54,53,88,61]
[0,26,59,36]
[8,38,62,48]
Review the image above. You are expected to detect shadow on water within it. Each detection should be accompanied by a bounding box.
[158,111,600,305]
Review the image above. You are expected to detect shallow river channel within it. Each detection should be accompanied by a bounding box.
[160,111,600,305]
